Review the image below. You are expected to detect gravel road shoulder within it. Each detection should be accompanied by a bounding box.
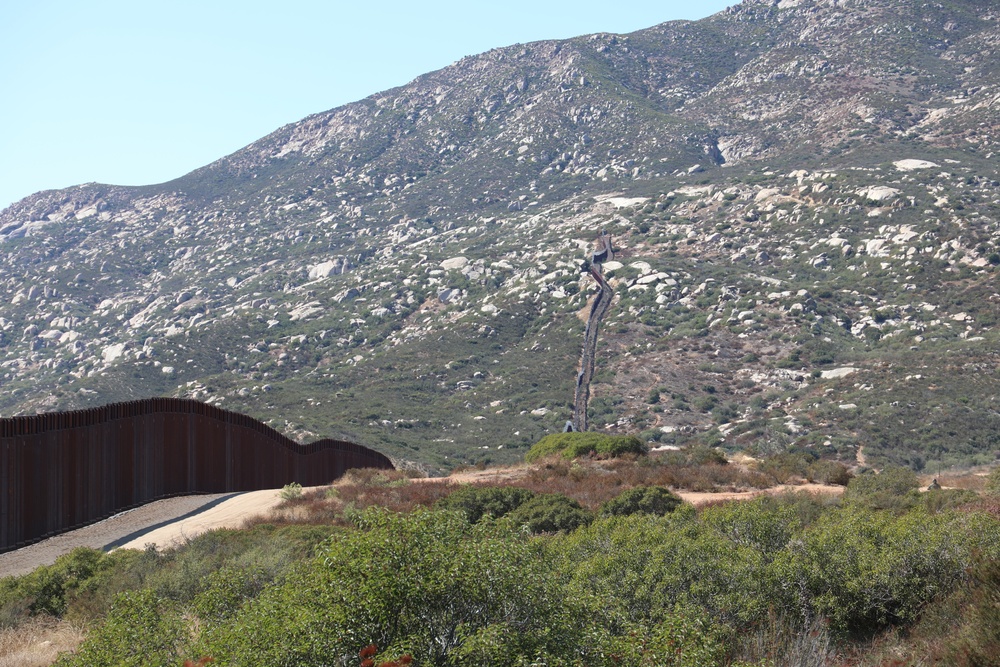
[0,490,285,579]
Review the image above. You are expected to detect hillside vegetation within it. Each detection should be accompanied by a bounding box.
[0,0,996,474]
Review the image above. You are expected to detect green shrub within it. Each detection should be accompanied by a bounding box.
[932,556,1000,665]
[775,506,996,637]
[525,432,647,462]
[757,452,814,483]
[63,547,163,624]
[198,508,582,666]
[280,482,303,501]
[807,459,853,486]
[508,493,594,533]
[921,488,980,513]
[54,589,188,667]
[435,484,536,523]
[192,566,270,626]
[0,547,113,621]
[601,486,683,518]
[591,607,732,667]
[556,510,774,626]
[683,445,728,466]
[844,466,919,511]
[701,497,803,556]
[986,466,1000,496]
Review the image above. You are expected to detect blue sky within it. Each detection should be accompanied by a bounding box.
[0,1,731,211]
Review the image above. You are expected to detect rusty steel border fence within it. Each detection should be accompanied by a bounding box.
[0,397,394,553]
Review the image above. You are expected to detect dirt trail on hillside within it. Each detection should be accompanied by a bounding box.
[430,465,845,505]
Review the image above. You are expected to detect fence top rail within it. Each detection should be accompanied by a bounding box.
[0,398,391,467]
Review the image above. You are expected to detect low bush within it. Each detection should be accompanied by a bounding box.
[196,508,582,666]
[507,493,594,533]
[756,452,814,483]
[844,466,920,511]
[806,459,853,486]
[191,566,270,627]
[53,589,188,667]
[930,555,1000,665]
[279,482,303,501]
[921,488,980,514]
[986,466,1000,496]
[777,505,996,638]
[525,432,647,462]
[12,472,1000,666]
[601,486,683,517]
[0,547,125,622]
[435,485,536,523]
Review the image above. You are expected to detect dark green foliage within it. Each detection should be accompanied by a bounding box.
[807,459,853,486]
[566,498,1000,639]
[844,466,920,510]
[921,488,981,513]
[435,484,535,523]
[601,485,684,518]
[987,466,1000,496]
[507,493,594,533]
[777,506,996,638]
[197,508,581,666]
[0,547,124,623]
[0,523,335,630]
[557,505,784,627]
[932,556,1000,665]
[141,523,335,605]
[587,606,733,667]
[191,566,270,627]
[13,488,1000,665]
[525,432,647,462]
[682,445,728,466]
[53,589,188,667]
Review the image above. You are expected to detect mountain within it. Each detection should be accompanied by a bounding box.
[1,0,998,473]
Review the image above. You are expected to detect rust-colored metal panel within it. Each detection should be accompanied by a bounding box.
[0,398,393,552]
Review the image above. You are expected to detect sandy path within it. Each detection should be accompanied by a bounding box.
[0,489,291,579]
[114,488,290,551]
[432,465,845,505]
[676,482,844,505]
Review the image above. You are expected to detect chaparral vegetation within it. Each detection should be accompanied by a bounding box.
[1,449,998,666]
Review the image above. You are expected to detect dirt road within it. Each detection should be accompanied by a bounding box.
[0,489,289,579]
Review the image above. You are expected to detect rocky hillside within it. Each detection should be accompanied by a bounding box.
[1,0,998,473]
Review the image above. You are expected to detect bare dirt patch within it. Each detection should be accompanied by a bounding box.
[436,464,844,505]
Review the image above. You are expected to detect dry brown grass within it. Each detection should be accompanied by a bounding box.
[509,456,777,509]
[258,458,839,525]
[957,496,1000,520]
[299,458,787,522]
[260,468,454,527]
[922,471,988,492]
[0,616,84,667]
